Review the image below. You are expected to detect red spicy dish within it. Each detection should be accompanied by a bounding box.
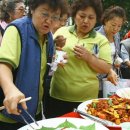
[86,97,130,125]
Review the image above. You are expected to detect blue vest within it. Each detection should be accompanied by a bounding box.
[2,16,54,123]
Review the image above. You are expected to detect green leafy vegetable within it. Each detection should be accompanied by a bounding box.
[79,123,95,130]
[38,120,96,130]
[39,126,55,130]
[56,119,77,128]
[92,102,97,108]
[108,99,113,106]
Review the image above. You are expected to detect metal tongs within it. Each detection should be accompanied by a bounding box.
[20,101,46,130]
[20,109,42,130]
[74,108,115,126]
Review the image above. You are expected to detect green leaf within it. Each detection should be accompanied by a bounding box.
[38,126,55,130]
[92,102,97,108]
[56,119,77,128]
[38,120,96,130]
[79,123,95,130]
[108,99,113,106]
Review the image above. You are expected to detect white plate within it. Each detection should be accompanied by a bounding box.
[116,88,130,99]
[77,99,103,119]
[18,117,109,130]
[77,99,120,127]
[120,122,130,130]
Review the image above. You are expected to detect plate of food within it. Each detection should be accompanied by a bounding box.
[77,97,130,127]
[116,88,130,99]
[18,117,109,130]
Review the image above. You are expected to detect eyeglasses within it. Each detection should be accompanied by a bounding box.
[40,12,60,21]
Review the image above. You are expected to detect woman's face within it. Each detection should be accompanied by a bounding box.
[51,14,68,33]
[74,6,97,37]
[60,14,68,26]
[12,2,25,20]
[31,4,61,37]
[104,17,123,35]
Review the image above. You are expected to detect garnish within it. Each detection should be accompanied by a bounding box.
[38,120,96,130]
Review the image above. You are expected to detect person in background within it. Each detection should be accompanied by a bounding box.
[0,0,67,129]
[43,0,69,119]
[51,4,70,34]
[123,30,130,40]
[97,6,129,87]
[0,0,25,41]
[121,38,130,55]
[44,0,112,118]
[120,38,130,79]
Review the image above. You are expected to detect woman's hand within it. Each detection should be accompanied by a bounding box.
[54,35,66,49]
[114,57,123,68]
[73,45,91,61]
[3,86,27,115]
[73,45,111,74]
[125,61,130,68]
[107,69,118,85]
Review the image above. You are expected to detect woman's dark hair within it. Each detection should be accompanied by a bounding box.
[101,6,126,25]
[71,0,103,22]
[0,0,24,22]
[61,1,70,18]
[28,0,68,17]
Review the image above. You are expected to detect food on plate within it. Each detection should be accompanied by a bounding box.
[86,97,130,125]
[38,120,95,130]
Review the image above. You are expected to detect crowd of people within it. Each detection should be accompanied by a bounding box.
[0,0,130,129]
[97,6,130,97]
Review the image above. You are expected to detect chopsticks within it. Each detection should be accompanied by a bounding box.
[0,97,32,111]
